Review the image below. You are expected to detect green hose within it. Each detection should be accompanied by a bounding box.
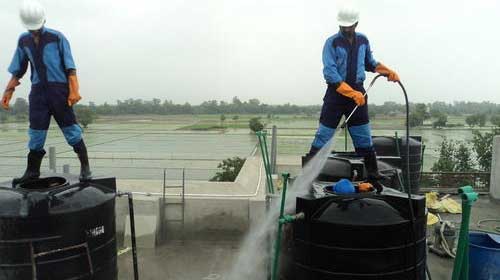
[272,173,290,280]
[451,186,478,280]
[256,131,275,194]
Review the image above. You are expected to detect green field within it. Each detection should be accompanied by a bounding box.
[0,114,494,181]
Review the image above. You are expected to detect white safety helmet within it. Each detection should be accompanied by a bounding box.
[337,6,359,27]
[19,0,46,30]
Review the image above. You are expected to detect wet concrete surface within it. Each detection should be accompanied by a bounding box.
[118,240,240,280]
[427,195,500,279]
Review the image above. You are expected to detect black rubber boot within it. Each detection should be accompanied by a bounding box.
[12,149,46,187]
[364,151,389,182]
[73,140,92,182]
[302,146,320,166]
[363,151,387,193]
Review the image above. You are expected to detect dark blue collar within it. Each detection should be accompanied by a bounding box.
[337,31,357,44]
[29,26,47,37]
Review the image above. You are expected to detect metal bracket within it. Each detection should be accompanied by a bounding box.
[30,241,94,280]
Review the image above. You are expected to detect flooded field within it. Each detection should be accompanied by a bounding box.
[0,114,490,181]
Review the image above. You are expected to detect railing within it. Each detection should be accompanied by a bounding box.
[420,172,490,193]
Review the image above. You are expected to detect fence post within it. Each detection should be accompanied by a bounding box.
[270,126,277,174]
[63,164,70,174]
[490,136,500,199]
[49,147,56,172]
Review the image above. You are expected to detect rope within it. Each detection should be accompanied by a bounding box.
[477,219,500,233]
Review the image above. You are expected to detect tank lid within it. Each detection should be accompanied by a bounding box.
[0,177,115,218]
[316,198,405,226]
[18,176,69,191]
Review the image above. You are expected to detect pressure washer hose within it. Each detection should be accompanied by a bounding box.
[342,75,424,279]
[477,219,500,233]
[396,78,423,280]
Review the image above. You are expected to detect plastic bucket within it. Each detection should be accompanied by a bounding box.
[469,231,500,280]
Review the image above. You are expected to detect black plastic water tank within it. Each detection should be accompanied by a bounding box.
[280,191,427,280]
[316,152,403,190]
[0,177,117,280]
[373,136,423,193]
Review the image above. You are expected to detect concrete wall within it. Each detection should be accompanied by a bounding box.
[116,195,267,247]
[491,136,500,200]
[116,155,268,248]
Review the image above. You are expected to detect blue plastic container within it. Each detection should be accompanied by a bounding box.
[333,179,355,194]
[469,231,500,280]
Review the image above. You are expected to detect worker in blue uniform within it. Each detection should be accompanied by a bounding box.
[1,0,91,185]
[307,6,400,181]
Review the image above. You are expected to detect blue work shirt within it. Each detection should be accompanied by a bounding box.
[8,27,76,86]
[322,32,378,87]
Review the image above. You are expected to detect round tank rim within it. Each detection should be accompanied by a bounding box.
[16,176,69,192]
[469,231,500,251]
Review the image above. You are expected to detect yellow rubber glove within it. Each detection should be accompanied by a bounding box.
[375,63,400,82]
[337,82,365,106]
[67,74,82,107]
[1,77,20,110]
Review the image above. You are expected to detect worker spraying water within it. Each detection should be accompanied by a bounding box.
[306,6,400,185]
[1,0,91,185]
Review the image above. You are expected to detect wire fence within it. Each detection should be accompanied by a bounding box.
[420,172,491,193]
[0,163,221,182]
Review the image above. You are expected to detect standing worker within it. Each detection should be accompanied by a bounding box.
[1,0,92,185]
[307,6,400,181]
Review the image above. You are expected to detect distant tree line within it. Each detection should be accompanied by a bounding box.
[405,102,500,128]
[88,97,321,116]
[370,101,500,118]
[94,99,500,117]
[2,97,500,123]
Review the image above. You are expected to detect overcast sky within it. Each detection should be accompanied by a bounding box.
[1,0,499,105]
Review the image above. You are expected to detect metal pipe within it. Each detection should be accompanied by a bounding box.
[420,142,426,175]
[256,132,271,192]
[257,131,275,194]
[117,192,139,280]
[127,192,139,280]
[163,169,166,201]
[271,126,278,174]
[262,131,275,194]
